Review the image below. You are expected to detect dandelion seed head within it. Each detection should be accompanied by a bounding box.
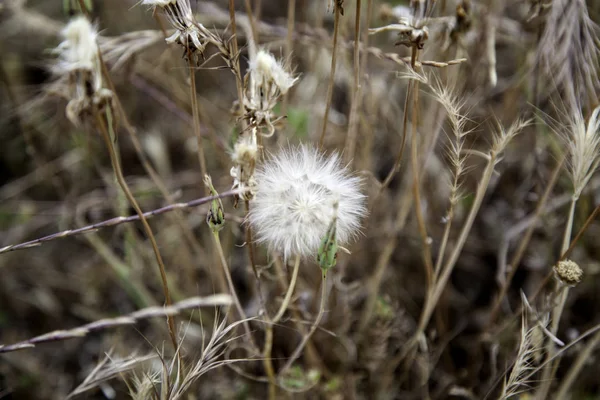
[248,145,365,259]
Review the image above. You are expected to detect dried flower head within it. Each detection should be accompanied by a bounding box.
[142,0,210,59]
[51,16,112,125]
[554,260,583,286]
[230,131,259,201]
[243,49,298,136]
[248,145,365,259]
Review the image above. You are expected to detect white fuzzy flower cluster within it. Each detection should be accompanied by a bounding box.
[248,145,365,260]
[230,131,259,201]
[142,0,211,60]
[230,49,298,202]
[52,16,112,125]
[243,49,298,136]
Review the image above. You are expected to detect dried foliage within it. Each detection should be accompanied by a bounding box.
[1,0,600,399]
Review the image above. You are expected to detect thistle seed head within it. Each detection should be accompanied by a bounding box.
[248,145,365,260]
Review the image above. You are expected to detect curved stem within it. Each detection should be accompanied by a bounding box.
[273,255,301,323]
[263,254,301,400]
[188,56,208,181]
[318,2,342,148]
[279,270,328,375]
[94,109,179,355]
[537,197,578,399]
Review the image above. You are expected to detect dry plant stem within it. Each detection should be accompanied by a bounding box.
[344,0,362,164]
[279,271,328,375]
[358,183,414,333]
[556,329,600,398]
[263,254,301,400]
[537,197,578,399]
[228,0,246,118]
[243,0,258,44]
[318,2,342,148]
[212,232,255,348]
[487,153,566,326]
[77,219,155,309]
[561,203,600,260]
[434,205,455,278]
[0,294,232,354]
[415,154,498,347]
[0,190,244,255]
[96,38,202,261]
[378,81,411,194]
[188,55,208,181]
[93,109,179,355]
[280,0,296,120]
[272,255,302,323]
[410,81,434,286]
[244,201,262,309]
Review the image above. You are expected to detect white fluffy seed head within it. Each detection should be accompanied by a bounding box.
[54,16,102,91]
[248,145,366,260]
[249,49,298,97]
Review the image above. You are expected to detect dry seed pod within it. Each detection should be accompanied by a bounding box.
[554,259,583,286]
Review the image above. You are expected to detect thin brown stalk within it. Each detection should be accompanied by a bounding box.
[0,189,244,255]
[318,2,343,148]
[212,232,256,349]
[537,196,578,399]
[410,79,434,286]
[561,203,600,260]
[556,330,600,397]
[0,295,232,354]
[263,254,302,400]
[242,0,258,46]
[410,149,500,365]
[99,46,202,271]
[279,270,328,375]
[93,109,179,355]
[228,0,246,119]
[280,0,296,123]
[188,54,208,182]
[344,0,363,164]
[378,81,411,194]
[487,153,566,326]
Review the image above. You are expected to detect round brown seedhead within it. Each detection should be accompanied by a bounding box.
[554,259,583,286]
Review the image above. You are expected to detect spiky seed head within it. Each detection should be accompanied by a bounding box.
[554,259,583,286]
[567,105,600,199]
[248,145,365,260]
